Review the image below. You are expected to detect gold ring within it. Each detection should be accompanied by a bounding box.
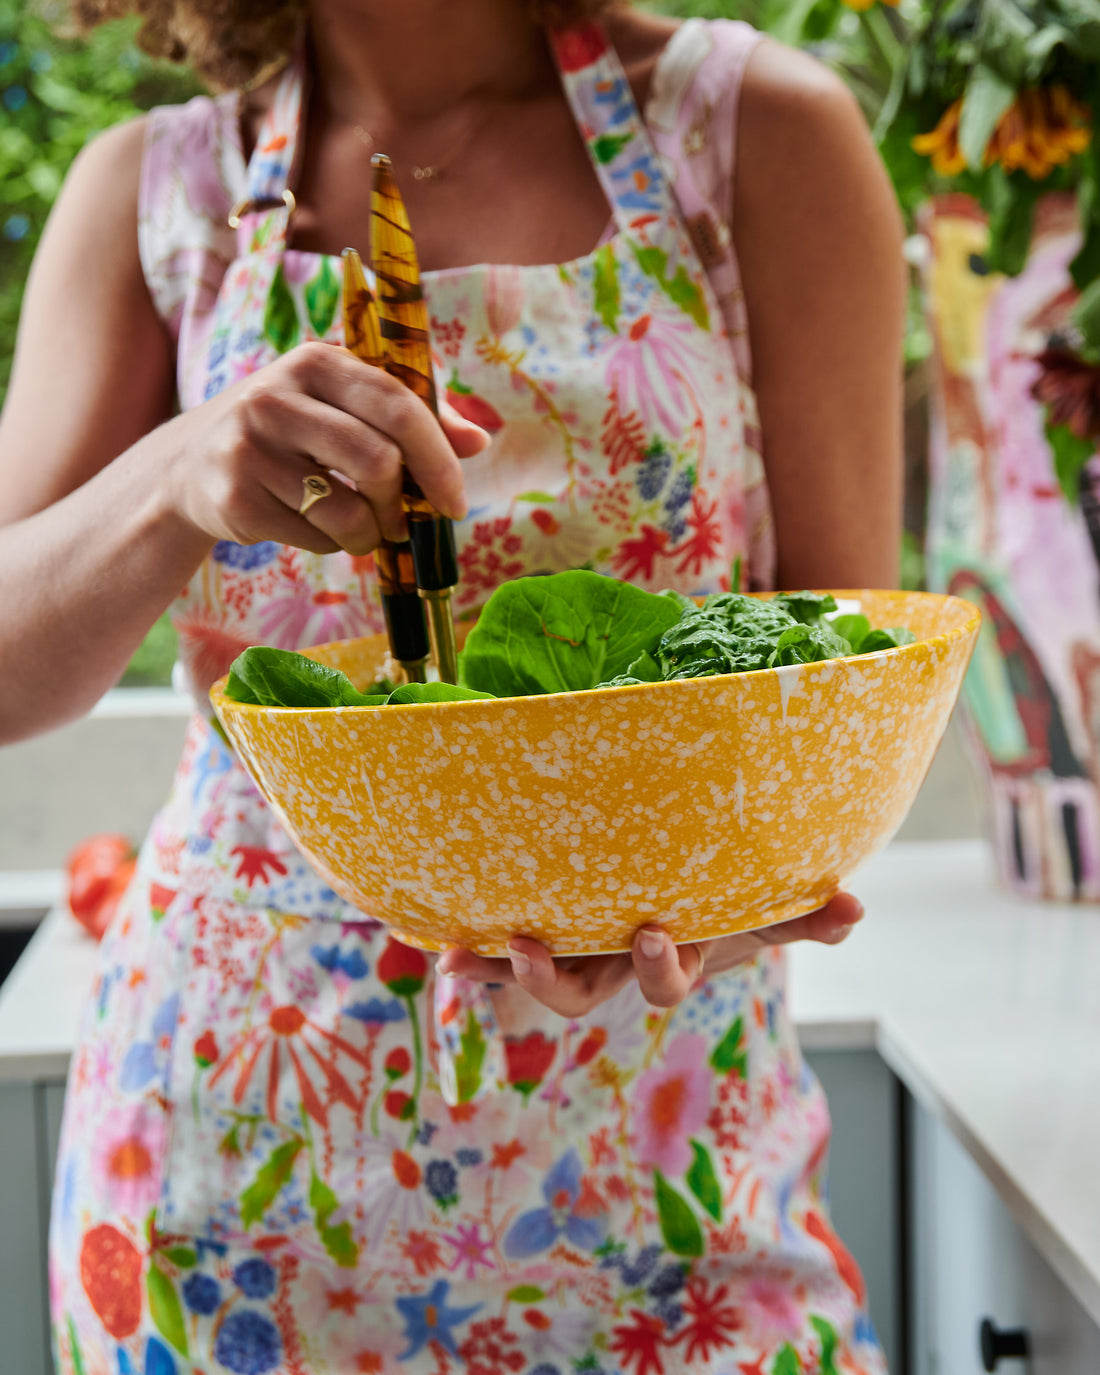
[298,474,333,516]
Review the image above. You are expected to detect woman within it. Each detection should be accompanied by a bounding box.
[0,0,904,1370]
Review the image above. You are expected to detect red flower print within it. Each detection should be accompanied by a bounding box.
[432,315,467,358]
[174,608,252,691]
[377,936,429,996]
[458,1315,526,1375]
[457,517,525,600]
[446,386,505,434]
[491,1138,525,1170]
[208,1002,366,1129]
[505,1031,557,1097]
[403,1227,445,1276]
[804,1208,866,1304]
[612,523,670,583]
[230,845,288,887]
[575,1026,608,1066]
[385,1088,415,1120]
[554,23,609,72]
[385,1046,412,1079]
[609,1310,668,1375]
[675,1276,741,1363]
[193,1030,219,1068]
[601,397,648,476]
[671,489,722,577]
[79,1224,142,1339]
[148,882,177,920]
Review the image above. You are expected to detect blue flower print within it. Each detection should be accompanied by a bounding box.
[143,1335,177,1375]
[118,993,179,1091]
[455,1147,482,1167]
[608,150,665,214]
[636,447,671,501]
[212,540,279,571]
[213,1309,282,1374]
[233,1257,276,1299]
[182,1272,221,1314]
[346,996,406,1023]
[503,1149,608,1259]
[310,944,368,979]
[395,1279,481,1360]
[425,1159,458,1208]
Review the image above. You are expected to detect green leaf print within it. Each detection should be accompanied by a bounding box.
[810,1316,840,1375]
[162,1246,197,1269]
[773,1342,802,1375]
[240,1138,304,1227]
[592,131,633,164]
[507,1285,546,1303]
[630,243,709,331]
[454,1008,488,1103]
[310,1170,360,1268]
[515,490,561,503]
[66,1315,87,1375]
[685,1140,723,1221]
[147,1263,189,1356]
[710,1015,748,1079]
[653,1170,704,1257]
[263,262,301,354]
[305,256,340,338]
[593,243,620,333]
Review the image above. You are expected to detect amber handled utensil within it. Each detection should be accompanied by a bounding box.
[369,152,460,686]
[341,247,430,685]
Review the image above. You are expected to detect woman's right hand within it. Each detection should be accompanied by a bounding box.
[165,340,489,557]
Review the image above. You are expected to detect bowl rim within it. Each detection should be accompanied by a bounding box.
[209,587,981,719]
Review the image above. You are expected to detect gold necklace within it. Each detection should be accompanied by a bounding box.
[351,108,489,183]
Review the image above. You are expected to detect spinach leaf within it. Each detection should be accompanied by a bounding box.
[830,613,872,653]
[772,591,839,625]
[461,570,683,697]
[387,682,494,705]
[225,647,387,708]
[859,626,917,653]
[767,622,852,667]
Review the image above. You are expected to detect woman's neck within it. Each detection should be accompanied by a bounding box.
[307,0,556,125]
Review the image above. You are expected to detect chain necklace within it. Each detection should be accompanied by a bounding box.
[351,108,490,182]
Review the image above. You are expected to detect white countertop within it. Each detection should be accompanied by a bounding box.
[3,840,1100,1328]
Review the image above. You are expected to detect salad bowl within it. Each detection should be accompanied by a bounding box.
[210,589,979,956]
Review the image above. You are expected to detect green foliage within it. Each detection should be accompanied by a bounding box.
[118,610,178,687]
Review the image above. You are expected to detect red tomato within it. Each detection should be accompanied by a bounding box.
[65,833,137,941]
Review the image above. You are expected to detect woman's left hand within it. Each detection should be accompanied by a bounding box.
[436,891,863,1018]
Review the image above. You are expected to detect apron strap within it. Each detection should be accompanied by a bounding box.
[230,45,307,257]
[549,21,681,238]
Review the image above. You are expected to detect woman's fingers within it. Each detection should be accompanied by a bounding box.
[438,395,492,458]
[631,928,706,1007]
[251,450,384,556]
[757,891,864,947]
[505,939,637,1018]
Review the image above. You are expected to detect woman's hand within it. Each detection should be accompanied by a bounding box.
[165,340,489,556]
[437,890,864,1018]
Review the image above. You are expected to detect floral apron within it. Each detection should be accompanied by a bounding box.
[50,21,886,1375]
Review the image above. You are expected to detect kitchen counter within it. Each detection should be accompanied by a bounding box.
[4,839,1100,1332]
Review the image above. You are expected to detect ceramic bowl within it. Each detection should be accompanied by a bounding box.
[210,589,979,955]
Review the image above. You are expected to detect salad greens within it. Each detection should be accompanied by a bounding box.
[221,571,917,710]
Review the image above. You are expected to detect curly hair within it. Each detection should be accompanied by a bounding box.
[69,0,619,90]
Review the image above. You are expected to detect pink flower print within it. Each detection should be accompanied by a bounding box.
[521,505,599,572]
[443,1220,496,1281]
[258,578,372,650]
[173,607,252,696]
[295,1265,377,1328]
[738,1273,803,1347]
[604,308,707,440]
[485,264,525,337]
[519,1305,600,1360]
[631,1032,711,1175]
[91,1105,167,1217]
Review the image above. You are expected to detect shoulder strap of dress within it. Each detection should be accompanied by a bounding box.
[644,19,764,382]
[137,91,246,336]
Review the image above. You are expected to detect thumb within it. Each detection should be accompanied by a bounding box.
[438,397,491,458]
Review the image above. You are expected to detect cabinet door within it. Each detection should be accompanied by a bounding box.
[909,1098,1100,1374]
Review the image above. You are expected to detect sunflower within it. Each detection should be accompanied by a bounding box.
[913,86,1092,181]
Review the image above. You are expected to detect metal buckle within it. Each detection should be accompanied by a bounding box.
[227,187,297,230]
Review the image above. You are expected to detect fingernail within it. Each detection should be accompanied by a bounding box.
[834,923,857,942]
[508,946,531,976]
[437,951,456,975]
[638,931,665,960]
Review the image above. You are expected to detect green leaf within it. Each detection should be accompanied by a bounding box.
[958,66,1015,171]
[386,681,494,705]
[772,591,838,625]
[263,262,301,354]
[454,1008,489,1103]
[309,1170,359,1268]
[146,1263,189,1356]
[515,490,560,503]
[507,1285,546,1303]
[1073,277,1100,358]
[654,1170,704,1257]
[685,1140,723,1221]
[162,1246,197,1269]
[1045,418,1096,503]
[225,647,387,708]
[593,243,620,333]
[831,613,871,653]
[630,244,709,330]
[66,1314,87,1375]
[710,1014,748,1077]
[305,256,340,337]
[240,1138,303,1227]
[860,626,917,653]
[810,1315,840,1375]
[461,570,684,698]
[592,132,633,165]
[773,1342,802,1375]
[985,167,1039,277]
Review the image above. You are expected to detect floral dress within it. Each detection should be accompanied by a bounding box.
[49,19,887,1375]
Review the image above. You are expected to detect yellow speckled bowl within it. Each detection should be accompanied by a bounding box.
[210,590,979,955]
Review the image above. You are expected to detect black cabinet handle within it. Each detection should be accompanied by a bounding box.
[980,1318,1030,1371]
